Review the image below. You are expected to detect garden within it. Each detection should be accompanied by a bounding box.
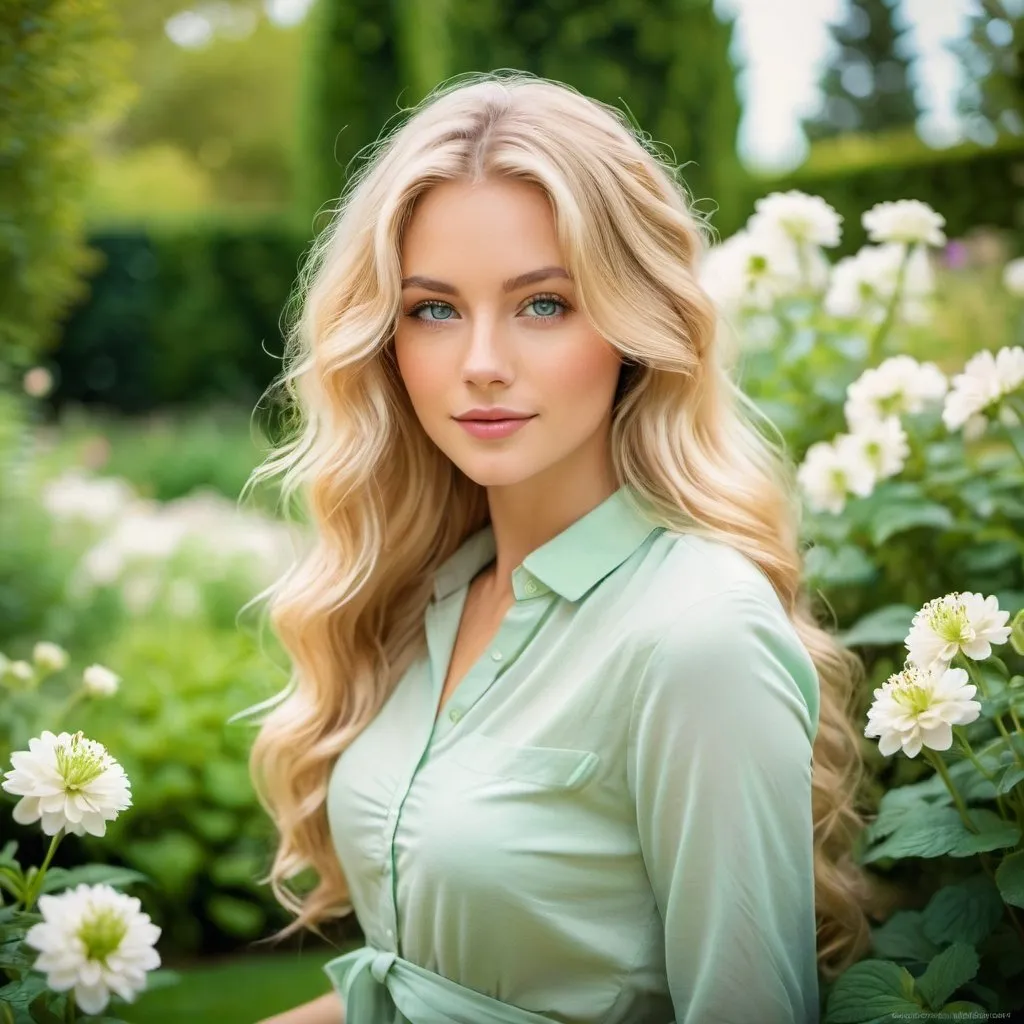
[3,1,1024,1022]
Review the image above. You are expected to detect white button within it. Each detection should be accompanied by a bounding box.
[387,808,396,820]
[385,928,393,938]
[525,579,538,594]
[448,708,461,722]
[490,650,503,661]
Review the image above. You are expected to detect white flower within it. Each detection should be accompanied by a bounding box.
[25,882,161,1016]
[797,435,876,514]
[1003,257,1024,297]
[943,349,1007,430]
[825,242,934,322]
[847,416,909,480]
[2,731,132,837]
[864,662,980,758]
[906,592,1012,670]
[863,200,946,247]
[8,659,35,683]
[699,227,804,311]
[748,190,843,247]
[42,472,135,527]
[33,642,69,673]
[844,355,948,430]
[996,345,1024,394]
[23,367,54,399]
[83,664,120,698]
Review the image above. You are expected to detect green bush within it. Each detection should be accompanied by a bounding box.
[66,619,293,955]
[49,216,304,412]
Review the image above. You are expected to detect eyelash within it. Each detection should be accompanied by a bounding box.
[404,292,572,328]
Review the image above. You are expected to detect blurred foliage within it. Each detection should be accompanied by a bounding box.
[32,403,280,510]
[441,0,745,236]
[45,217,302,413]
[297,0,746,237]
[105,9,306,211]
[803,0,919,142]
[951,0,1023,143]
[0,0,133,367]
[754,130,1024,255]
[296,0,407,229]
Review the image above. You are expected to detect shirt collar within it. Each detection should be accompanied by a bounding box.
[431,485,663,603]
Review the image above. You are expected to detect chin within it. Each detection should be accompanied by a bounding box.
[448,452,544,489]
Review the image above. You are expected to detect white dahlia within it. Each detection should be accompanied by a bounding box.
[748,190,843,248]
[906,592,1012,670]
[862,200,947,247]
[864,662,980,758]
[844,355,948,430]
[25,882,161,1015]
[2,731,132,837]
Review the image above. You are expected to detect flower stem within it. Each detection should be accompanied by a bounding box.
[48,687,86,734]
[958,654,1024,769]
[22,830,63,913]
[923,748,978,832]
[869,244,911,363]
[1001,415,1024,474]
[956,733,1011,821]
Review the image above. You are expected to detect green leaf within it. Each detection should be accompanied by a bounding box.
[862,805,967,863]
[0,844,18,869]
[922,876,1005,947]
[948,808,1021,857]
[869,500,955,546]
[996,764,1024,795]
[995,850,1024,909]
[823,960,922,1023]
[38,865,151,895]
[940,1001,989,1013]
[205,894,265,938]
[28,993,63,1024]
[915,942,979,1011]
[838,604,916,648]
[870,911,941,963]
[804,544,878,588]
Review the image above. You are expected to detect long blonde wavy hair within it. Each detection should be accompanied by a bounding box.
[243,70,880,980]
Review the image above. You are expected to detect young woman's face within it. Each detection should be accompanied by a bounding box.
[393,177,623,490]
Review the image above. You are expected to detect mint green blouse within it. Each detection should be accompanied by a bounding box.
[323,485,821,1024]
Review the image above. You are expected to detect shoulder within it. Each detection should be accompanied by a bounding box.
[635,529,788,634]
[630,531,820,737]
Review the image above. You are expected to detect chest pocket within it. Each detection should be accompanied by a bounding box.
[452,732,600,791]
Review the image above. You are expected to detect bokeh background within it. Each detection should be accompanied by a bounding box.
[2,0,1022,1021]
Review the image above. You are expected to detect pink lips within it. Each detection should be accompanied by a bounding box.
[456,416,536,439]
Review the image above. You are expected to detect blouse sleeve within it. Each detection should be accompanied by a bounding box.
[627,584,822,1024]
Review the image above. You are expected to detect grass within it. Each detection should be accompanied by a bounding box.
[121,945,361,1023]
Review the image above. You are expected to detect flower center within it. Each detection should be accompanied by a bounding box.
[893,681,933,715]
[78,907,127,965]
[926,597,975,647]
[55,732,109,791]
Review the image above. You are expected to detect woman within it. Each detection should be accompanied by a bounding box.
[250,71,875,1024]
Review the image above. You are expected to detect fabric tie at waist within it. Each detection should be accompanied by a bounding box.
[323,943,558,1024]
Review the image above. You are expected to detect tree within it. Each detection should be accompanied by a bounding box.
[0,0,132,368]
[297,0,746,237]
[803,0,920,141]
[951,0,1023,141]
[441,0,746,235]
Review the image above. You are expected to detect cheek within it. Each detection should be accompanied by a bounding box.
[546,337,622,409]
[394,337,444,407]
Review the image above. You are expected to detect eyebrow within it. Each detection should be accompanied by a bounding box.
[400,266,571,296]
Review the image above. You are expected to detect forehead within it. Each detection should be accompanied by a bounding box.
[401,179,563,272]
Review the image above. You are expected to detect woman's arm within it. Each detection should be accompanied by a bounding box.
[257,991,344,1024]
[629,585,822,1024]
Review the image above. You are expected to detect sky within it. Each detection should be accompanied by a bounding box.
[191,0,981,173]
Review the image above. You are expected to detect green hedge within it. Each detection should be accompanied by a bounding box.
[750,130,1024,254]
[52,215,304,412]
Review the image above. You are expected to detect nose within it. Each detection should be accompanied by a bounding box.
[461,315,515,387]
